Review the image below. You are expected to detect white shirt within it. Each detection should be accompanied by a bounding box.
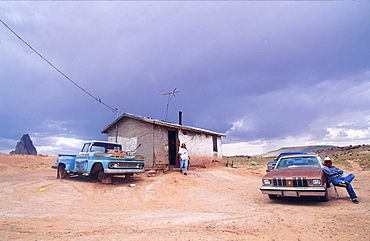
[178,148,189,160]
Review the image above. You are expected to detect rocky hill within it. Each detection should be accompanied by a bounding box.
[255,144,370,158]
[316,144,370,157]
[259,145,337,158]
[9,134,37,155]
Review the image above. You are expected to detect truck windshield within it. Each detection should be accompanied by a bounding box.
[90,143,122,153]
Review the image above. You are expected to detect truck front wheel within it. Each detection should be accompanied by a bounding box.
[98,170,112,184]
[98,170,106,180]
[57,165,67,179]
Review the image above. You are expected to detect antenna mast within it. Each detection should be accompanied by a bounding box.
[163,87,180,120]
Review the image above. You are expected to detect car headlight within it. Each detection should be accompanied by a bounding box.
[312,179,321,185]
[262,179,272,185]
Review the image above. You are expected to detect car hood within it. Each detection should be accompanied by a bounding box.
[263,167,323,179]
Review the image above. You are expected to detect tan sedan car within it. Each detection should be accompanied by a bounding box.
[260,154,329,201]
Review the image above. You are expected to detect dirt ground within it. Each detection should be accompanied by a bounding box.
[0,153,369,241]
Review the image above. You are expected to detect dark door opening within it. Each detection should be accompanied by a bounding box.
[168,130,178,166]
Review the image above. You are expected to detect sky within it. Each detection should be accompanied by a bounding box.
[1,1,369,156]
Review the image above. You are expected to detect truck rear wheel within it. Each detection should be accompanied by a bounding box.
[57,165,67,179]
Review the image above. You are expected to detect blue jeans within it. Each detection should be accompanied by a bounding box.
[332,174,358,199]
[179,159,189,173]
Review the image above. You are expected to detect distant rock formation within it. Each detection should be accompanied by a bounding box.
[10,134,37,155]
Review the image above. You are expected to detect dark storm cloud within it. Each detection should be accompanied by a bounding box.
[0,1,369,155]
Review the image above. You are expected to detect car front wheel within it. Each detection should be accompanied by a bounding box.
[319,189,329,202]
[268,194,278,199]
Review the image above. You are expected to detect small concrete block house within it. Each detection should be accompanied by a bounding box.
[101,113,226,170]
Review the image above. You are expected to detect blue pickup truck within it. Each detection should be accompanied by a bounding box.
[55,141,145,183]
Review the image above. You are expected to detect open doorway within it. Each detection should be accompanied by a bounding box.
[168,130,178,166]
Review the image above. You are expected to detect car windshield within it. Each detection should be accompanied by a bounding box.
[275,156,321,169]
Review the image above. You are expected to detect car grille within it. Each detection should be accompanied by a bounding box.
[273,177,308,187]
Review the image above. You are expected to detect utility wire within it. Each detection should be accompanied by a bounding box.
[0,19,116,112]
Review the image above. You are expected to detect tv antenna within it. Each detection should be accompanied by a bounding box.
[163,87,180,120]
[114,107,121,119]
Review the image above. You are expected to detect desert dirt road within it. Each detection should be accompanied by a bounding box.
[0,153,369,240]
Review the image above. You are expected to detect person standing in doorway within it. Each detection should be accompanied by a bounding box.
[178,143,190,175]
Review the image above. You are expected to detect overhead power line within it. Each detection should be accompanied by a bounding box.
[0,19,116,113]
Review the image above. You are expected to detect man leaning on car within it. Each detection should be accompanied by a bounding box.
[323,157,359,204]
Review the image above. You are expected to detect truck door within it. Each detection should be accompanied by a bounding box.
[75,142,89,173]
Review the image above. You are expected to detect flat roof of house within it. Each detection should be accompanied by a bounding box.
[101,113,226,137]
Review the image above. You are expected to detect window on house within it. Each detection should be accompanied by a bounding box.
[213,136,218,152]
